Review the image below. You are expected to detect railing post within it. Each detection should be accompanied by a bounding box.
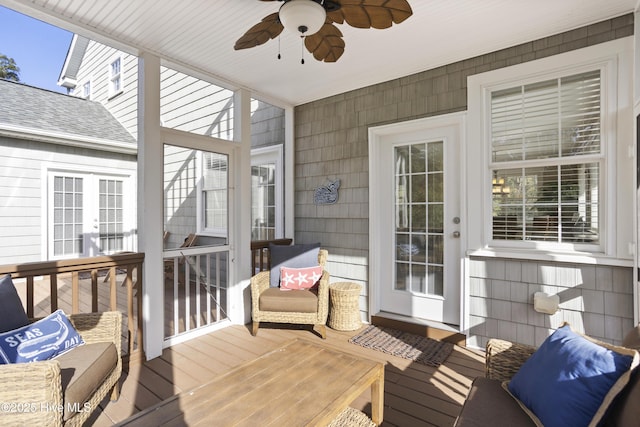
[26,277,34,319]
[50,274,58,312]
[110,269,117,311]
[250,238,293,274]
[72,271,79,314]
[126,265,135,356]
[137,262,144,359]
[91,270,99,312]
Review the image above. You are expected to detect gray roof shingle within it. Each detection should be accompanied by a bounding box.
[0,79,136,145]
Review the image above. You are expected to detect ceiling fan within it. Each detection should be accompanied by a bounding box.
[234,0,413,63]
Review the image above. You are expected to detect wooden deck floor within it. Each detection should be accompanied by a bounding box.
[86,323,485,427]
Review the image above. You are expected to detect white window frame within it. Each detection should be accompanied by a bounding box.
[108,55,123,98]
[467,38,634,263]
[81,78,91,100]
[196,150,229,238]
[250,144,284,240]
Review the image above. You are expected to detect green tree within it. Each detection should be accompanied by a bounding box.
[0,54,20,81]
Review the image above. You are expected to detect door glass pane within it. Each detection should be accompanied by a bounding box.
[98,179,124,254]
[411,175,426,203]
[428,204,443,233]
[410,145,426,173]
[411,205,426,232]
[394,141,444,296]
[428,173,443,203]
[428,265,444,295]
[52,176,83,257]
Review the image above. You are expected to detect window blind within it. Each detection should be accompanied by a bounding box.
[490,70,601,244]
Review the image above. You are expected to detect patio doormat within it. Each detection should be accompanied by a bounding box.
[348,325,454,367]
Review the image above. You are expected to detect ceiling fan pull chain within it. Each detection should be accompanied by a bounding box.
[301,37,305,64]
[278,36,281,60]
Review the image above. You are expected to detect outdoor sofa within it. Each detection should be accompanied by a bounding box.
[455,324,640,427]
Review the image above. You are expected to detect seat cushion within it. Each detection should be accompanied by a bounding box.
[259,288,318,313]
[455,377,536,427]
[57,341,118,421]
[601,368,640,426]
[601,324,640,426]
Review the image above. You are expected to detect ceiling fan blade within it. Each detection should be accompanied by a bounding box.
[234,12,284,50]
[328,0,413,29]
[304,23,345,63]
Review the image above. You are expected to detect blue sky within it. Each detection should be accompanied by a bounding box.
[0,6,72,93]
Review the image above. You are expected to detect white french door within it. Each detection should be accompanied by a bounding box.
[48,171,134,259]
[369,114,464,325]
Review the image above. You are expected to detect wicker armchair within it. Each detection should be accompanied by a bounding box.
[485,338,536,381]
[0,311,122,427]
[453,338,538,427]
[251,249,329,338]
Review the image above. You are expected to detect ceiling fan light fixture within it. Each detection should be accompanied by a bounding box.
[279,0,326,36]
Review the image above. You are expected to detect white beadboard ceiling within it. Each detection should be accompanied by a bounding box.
[2,0,637,106]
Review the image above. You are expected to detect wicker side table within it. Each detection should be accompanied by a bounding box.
[329,282,362,331]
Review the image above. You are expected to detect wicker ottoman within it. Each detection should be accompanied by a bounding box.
[329,407,376,427]
[329,282,362,331]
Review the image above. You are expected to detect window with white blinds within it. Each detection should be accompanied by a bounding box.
[490,70,601,244]
[202,152,228,235]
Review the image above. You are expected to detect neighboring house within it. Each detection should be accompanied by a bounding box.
[0,79,137,265]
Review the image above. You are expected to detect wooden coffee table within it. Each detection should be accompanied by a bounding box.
[118,339,385,426]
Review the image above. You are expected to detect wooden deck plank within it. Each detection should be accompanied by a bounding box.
[104,324,484,427]
[195,330,271,363]
[132,364,180,401]
[143,355,201,393]
[117,366,164,409]
[383,406,434,427]
[158,342,223,382]
[213,326,281,356]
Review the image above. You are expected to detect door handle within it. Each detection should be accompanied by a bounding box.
[453,231,460,238]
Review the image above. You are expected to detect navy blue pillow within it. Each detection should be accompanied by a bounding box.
[507,324,639,427]
[0,275,30,333]
[0,309,85,364]
[269,242,320,288]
